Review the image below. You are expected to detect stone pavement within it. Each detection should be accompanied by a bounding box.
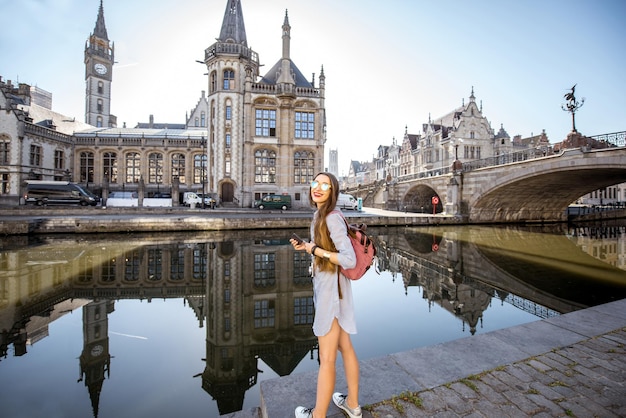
[223,298,626,418]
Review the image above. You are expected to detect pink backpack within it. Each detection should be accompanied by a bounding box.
[333,211,377,280]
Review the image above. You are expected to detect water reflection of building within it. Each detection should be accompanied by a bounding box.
[201,239,316,414]
[568,225,626,271]
[0,233,315,416]
[2,225,625,415]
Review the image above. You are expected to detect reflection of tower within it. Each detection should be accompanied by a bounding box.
[78,300,113,418]
[201,240,256,414]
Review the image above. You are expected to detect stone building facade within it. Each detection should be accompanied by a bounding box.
[0,0,325,208]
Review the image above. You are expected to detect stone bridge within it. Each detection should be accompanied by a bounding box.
[354,147,626,223]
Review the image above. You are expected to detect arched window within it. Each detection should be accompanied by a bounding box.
[223,69,235,90]
[225,105,232,120]
[103,152,118,183]
[80,151,95,183]
[125,152,141,183]
[193,154,207,184]
[210,71,217,93]
[148,152,163,184]
[97,81,103,94]
[171,153,185,183]
[0,136,10,164]
[254,149,276,183]
[294,151,314,184]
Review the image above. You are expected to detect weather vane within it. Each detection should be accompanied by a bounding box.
[561,84,585,133]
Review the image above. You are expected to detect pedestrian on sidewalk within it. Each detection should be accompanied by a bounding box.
[290,172,362,418]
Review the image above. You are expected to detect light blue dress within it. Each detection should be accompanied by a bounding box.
[310,209,357,337]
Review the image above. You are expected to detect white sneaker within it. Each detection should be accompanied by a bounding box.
[295,406,314,418]
[332,393,362,418]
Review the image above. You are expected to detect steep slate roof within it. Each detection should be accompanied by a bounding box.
[407,133,420,150]
[495,123,510,140]
[218,0,247,46]
[259,60,313,88]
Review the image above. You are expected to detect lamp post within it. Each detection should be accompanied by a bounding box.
[561,84,584,133]
[202,135,206,209]
[453,138,463,172]
[195,58,209,208]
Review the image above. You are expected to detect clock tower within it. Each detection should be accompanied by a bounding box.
[84,0,116,127]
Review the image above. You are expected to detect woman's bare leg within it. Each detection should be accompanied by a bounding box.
[312,319,341,417]
[338,327,360,409]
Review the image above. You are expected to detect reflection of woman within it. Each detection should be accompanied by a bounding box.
[291,172,361,418]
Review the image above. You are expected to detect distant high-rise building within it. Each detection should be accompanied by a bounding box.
[328,148,338,178]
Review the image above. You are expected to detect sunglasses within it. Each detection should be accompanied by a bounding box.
[310,180,332,191]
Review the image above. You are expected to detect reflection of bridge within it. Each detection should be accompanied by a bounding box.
[381,224,626,329]
[356,146,626,223]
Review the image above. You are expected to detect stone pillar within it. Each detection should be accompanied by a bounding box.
[102,177,109,206]
[445,173,463,216]
[172,177,180,207]
[138,176,145,207]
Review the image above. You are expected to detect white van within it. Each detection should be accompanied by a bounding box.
[183,192,202,207]
[337,193,358,210]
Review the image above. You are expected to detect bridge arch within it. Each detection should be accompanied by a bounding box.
[468,148,626,223]
[403,184,443,213]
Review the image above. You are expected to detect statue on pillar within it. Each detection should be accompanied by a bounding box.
[561,84,584,133]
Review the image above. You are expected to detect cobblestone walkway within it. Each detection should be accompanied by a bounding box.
[364,328,626,418]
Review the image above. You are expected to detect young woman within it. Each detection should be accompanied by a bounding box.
[291,172,362,418]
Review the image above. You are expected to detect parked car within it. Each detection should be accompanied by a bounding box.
[337,193,358,210]
[253,194,292,210]
[24,181,100,206]
[196,193,217,208]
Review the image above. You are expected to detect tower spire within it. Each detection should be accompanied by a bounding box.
[218,0,247,46]
[93,0,108,40]
[277,9,294,85]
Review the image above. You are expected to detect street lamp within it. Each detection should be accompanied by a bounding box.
[201,135,206,209]
[453,138,463,172]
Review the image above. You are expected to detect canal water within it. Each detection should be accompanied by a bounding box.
[1,222,625,418]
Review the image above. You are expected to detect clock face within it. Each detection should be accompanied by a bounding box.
[94,63,107,75]
[91,344,104,357]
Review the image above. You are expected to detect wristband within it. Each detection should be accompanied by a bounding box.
[311,245,318,256]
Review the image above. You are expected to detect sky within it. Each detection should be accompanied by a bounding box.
[1,0,625,175]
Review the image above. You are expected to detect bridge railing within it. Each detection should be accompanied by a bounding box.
[461,147,556,172]
[591,131,625,147]
[394,147,557,182]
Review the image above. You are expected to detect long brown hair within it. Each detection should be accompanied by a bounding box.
[310,172,340,272]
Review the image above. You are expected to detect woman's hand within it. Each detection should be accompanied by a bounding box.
[290,238,309,253]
